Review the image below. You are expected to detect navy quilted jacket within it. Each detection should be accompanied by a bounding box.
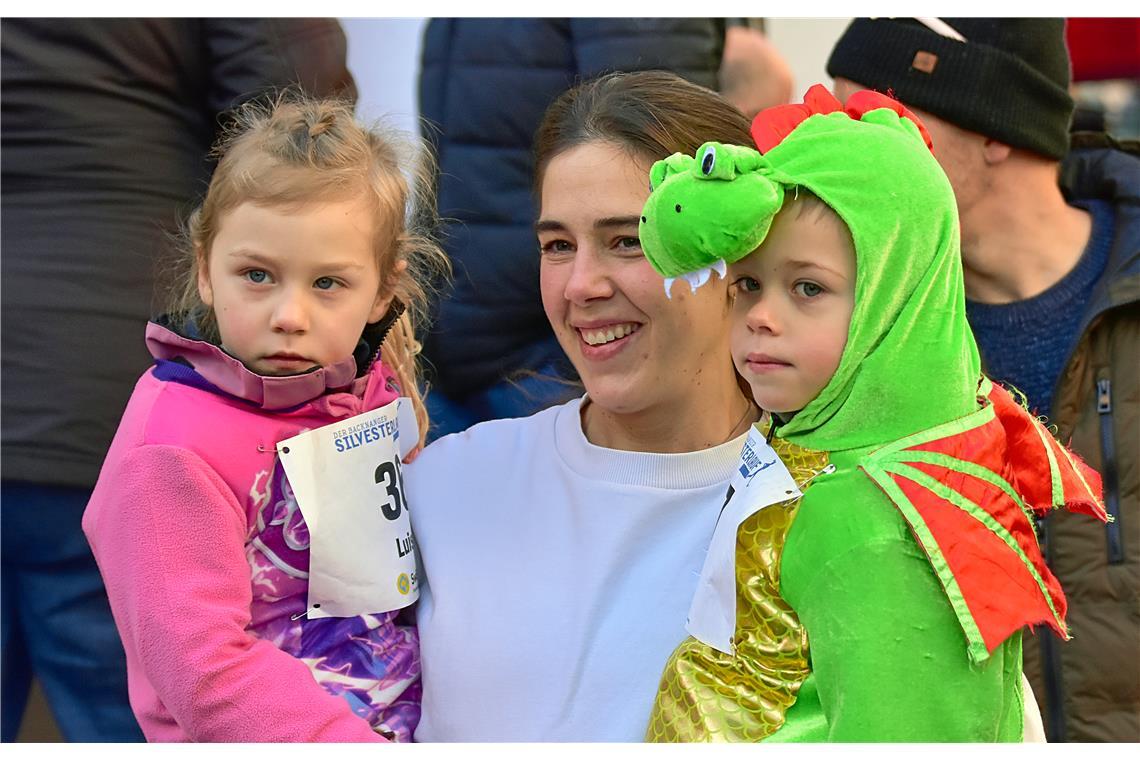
[419,18,725,397]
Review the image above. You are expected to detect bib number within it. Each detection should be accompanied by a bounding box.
[277,398,420,618]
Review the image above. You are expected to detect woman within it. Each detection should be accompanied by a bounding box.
[405,71,757,741]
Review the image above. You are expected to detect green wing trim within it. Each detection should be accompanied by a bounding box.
[1029,416,1065,505]
[888,450,1037,530]
[871,399,994,458]
[885,462,1066,643]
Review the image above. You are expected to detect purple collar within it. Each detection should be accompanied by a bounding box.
[145,322,362,411]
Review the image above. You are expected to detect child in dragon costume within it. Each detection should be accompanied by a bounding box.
[637,85,1109,742]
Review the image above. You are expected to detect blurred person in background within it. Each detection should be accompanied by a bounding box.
[719,21,794,119]
[1,18,355,741]
[1066,18,1140,138]
[416,18,792,441]
[828,17,1139,743]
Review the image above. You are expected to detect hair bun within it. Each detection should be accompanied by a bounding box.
[308,112,335,139]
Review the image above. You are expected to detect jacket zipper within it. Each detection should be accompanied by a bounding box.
[1097,378,1124,563]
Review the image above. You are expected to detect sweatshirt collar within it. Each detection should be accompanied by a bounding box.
[554,396,746,490]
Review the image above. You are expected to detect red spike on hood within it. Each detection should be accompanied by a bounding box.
[844,89,935,151]
[750,83,935,154]
[750,84,842,153]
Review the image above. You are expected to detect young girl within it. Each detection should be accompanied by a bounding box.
[82,96,447,742]
[637,86,1107,741]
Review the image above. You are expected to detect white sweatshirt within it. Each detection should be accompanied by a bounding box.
[407,397,746,742]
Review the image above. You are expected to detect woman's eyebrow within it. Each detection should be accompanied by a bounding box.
[535,216,641,233]
[595,215,641,230]
[534,219,566,234]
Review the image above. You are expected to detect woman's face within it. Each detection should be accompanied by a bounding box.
[537,141,734,416]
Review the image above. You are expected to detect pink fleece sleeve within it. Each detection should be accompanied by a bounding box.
[92,444,384,742]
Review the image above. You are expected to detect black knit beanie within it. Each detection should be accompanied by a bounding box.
[827,18,1074,159]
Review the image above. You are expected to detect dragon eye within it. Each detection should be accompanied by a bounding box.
[700,145,716,176]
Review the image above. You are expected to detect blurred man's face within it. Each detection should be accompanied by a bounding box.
[832,77,988,220]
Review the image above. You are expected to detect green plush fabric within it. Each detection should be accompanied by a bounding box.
[641,143,780,278]
[773,451,1024,742]
[761,110,979,453]
[640,104,1026,740]
[639,107,980,453]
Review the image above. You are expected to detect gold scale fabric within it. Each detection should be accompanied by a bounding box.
[646,435,830,742]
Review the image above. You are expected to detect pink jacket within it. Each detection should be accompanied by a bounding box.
[83,322,420,742]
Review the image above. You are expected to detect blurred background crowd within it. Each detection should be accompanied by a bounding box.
[2,17,1137,743]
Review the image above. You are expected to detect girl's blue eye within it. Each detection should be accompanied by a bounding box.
[246,270,268,284]
[616,236,641,251]
[794,281,824,298]
[314,277,337,290]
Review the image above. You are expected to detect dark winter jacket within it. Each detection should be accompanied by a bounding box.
[1021,134,1140,743]
[1,18,355,488]
[418,18,725,398]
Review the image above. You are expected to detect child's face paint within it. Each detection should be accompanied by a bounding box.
[728,199,855,414]
[538,141,735,419]
[198,197,390,376]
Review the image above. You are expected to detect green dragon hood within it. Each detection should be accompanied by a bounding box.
[640,86,981,452]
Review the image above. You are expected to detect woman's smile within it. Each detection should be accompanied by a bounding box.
[574,320,643,359]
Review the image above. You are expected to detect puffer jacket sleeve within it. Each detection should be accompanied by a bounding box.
[84,443,383,742]
[201,19,356,115]
[569,18,724,90]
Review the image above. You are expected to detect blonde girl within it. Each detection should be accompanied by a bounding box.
[83,95,447,742]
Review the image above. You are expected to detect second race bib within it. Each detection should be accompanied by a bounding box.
[686,424,801,654]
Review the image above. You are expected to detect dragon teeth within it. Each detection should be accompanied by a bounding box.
[663,260,729,299]
[688,268,712,291]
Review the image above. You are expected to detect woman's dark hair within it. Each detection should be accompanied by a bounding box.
[533,70,753,191]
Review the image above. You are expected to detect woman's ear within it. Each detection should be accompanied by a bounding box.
[370,258,408,322]
[196,246,214,308]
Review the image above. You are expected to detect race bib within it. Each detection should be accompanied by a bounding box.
[277,398,420,619]
[686,425,800,654]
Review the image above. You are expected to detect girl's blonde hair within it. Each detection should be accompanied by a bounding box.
[170,93,449,446]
